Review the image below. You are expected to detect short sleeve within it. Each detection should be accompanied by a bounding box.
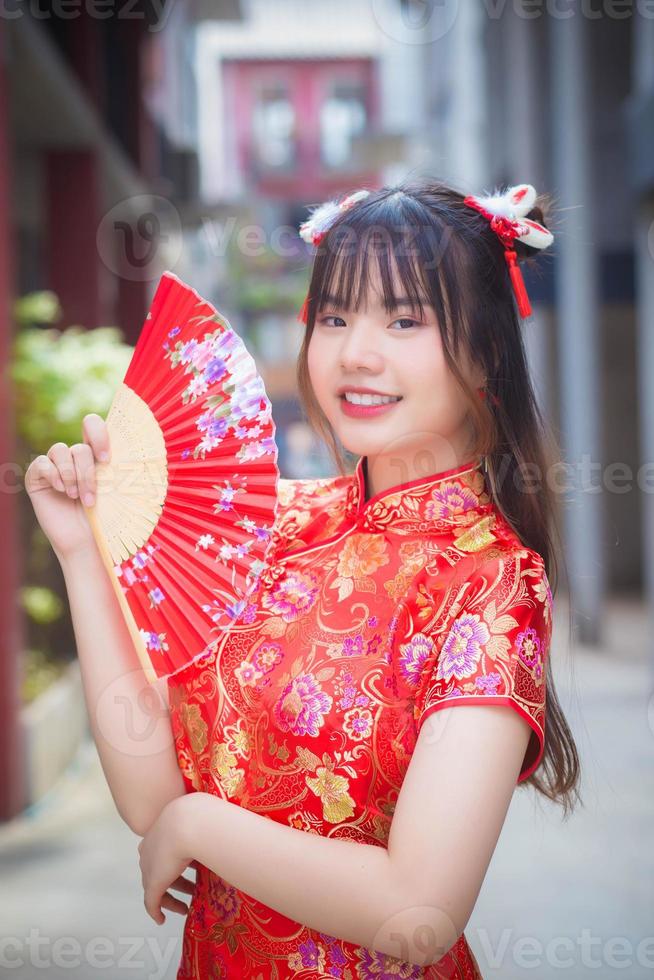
[411,550,553,783]
[165,669,206,794]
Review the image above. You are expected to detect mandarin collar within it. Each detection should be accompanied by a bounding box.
[344,453,493,530]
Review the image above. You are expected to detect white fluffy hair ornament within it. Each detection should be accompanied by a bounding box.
[296,188,372,324]
[298,188,371,247]
[463,182,554,318]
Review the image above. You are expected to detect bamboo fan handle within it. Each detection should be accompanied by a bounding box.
[85,504,158,685]
[82,383,169,687]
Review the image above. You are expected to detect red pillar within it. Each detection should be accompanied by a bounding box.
[45,149,102,328]
[0,22,28,820]
[118,20,158,179]
[117,266,149,347]
[65,15,106,114]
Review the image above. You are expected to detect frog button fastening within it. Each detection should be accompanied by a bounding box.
[344,481,359,521]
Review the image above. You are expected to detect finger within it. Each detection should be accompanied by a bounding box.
[26,455,65,494]
[46,443,78,498]
[161,890,190,915]
[145,890,188,923]
[45,457,67,494]
[169,875,196,896]
[70,443,96,507]
[82,413,111,463]
[145,895,166,925]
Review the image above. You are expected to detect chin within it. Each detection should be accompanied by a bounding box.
[338,432,394,458]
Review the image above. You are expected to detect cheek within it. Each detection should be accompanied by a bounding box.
[407,337,449,391]
[408,341,468,420]
[306,335,329,398]
[306,336,319,382]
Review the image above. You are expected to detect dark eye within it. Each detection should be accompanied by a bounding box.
[391,318,419,330]
[318,315,346,327]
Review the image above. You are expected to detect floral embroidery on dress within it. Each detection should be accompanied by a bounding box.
[437,613,490,681]
[169,455,548,979]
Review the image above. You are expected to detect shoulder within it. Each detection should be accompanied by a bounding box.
[276,473,348,507]
[275,473,353,518]
[270,472,355,555]
[462,545,553,625]
[409,543,552,783]
[441,542,553,655]
[439,543,554,691]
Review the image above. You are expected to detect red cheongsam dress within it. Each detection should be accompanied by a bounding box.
[166,455,553,979]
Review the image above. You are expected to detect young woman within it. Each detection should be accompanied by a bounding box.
[27,178,581,979]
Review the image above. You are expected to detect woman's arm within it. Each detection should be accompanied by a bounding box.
[60,544,186,835]
[160,702,531,967]
[182,791,402,943]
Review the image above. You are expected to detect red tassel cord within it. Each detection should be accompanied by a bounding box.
[477,387,501,408]
[297,293,309,325]
[504,249,532,318]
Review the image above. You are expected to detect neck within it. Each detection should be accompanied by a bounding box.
[363,444,479,502]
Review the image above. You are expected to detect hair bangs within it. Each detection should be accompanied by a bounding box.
[308,193,450,326]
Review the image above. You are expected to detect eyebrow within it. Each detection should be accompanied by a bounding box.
[318,294,429,310]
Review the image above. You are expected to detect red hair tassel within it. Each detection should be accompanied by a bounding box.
[297,293,309,325]
[504,249,532,318]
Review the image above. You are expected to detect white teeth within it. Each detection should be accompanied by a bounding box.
[343,392,401,406]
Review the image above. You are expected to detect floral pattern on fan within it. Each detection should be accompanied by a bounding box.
[84,271,280,683]
[166,326,276,463]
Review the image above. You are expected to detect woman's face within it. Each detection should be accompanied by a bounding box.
[306,269,484,485]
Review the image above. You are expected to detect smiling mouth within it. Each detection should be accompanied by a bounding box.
[339,394,404,403]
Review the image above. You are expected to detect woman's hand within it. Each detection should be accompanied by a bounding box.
[24,413,111,563]
[137,796,199,924]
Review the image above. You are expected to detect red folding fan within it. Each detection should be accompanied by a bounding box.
[83,271,280,685]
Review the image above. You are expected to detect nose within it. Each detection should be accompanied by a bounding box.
[338,320,384,372]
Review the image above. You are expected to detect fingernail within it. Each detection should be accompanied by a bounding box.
[100,452,109,462]
[83,493,95,507]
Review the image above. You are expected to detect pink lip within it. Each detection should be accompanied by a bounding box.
[337,386,399,397]
[339,395,402,418]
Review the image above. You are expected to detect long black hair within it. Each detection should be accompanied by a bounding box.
[296,177,581,816]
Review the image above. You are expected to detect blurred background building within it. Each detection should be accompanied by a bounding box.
[0,0,249,818]
[0,7,653,973]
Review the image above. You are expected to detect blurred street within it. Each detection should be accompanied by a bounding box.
[1,4,652,977]
[1,596,652,980]
[0,740,183,980]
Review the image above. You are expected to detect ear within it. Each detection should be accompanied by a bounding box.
[472,363,486,390]
[472,183,536,219]
[516,218,554,250]
[506,183,536,215]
